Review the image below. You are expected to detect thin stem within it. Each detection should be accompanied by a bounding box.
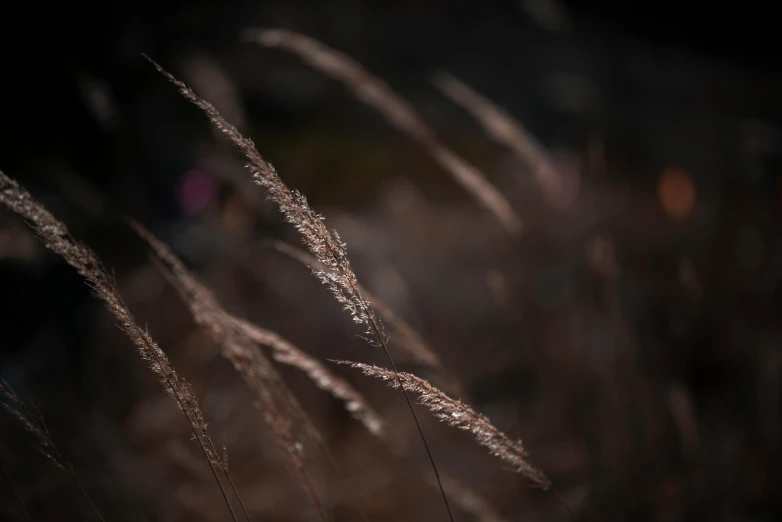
[248,341,364,522]
[375,324,455,522]
[168,379,238,522]
[68,469,106,522]
[231,354,326,522]
[352,282,455,522]
[298,462,328,522]
[224,472,251,522]
[311,432,370,522]
[271,376,363,522]
[15,402,105,522]
[0,455,31,521]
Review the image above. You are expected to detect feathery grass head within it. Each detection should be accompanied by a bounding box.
[267,239,444,368]
[334,361,550,489]
[0,378,107,522]
[431,71,572,209]
[0,170,238,521]
[147,57,459,520]
[145,56,383,341]
[0,379,66,472]
[231,316,387,439]
[243,28,523,236]
[132,221,387,440]
[132,221,335,518]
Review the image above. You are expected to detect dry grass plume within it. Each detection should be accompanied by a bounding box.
[0,170,243,522]
[335,361,550,489]
[147,56,457,521]
[244,28,523,236]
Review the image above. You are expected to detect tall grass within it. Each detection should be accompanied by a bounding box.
[266,239,462,394]
[146,55,459,521]
[133,220,404,519]
[431,72,568,207]
[0,170,244,522]
[0,41,554,520]
[334,361,550,488]
[0,452,30,522]
[244,28,523,237]
[1,379,103,521]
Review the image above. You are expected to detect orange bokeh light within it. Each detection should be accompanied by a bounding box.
[658,166,696,221]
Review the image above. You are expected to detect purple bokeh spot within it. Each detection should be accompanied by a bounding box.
[177,168,217,214]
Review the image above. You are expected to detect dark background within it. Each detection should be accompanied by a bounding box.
[1,1,781,521]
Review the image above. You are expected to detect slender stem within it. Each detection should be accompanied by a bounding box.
[0,455,31,521]
[234,357,326,522]
[351,280,455,522]
[224,467,251,522]
[309,430,369,522]
[167,378,238,522]
[16,402,105,522]
[285,418,352,522]
[297,461,328,522]
[182,409,237,522]
[372,321,455,522]
[258,351,366,522]
[68,468,106,522]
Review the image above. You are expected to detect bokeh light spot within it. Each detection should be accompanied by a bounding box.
[178,168,217,214]
[658,166,695,221]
